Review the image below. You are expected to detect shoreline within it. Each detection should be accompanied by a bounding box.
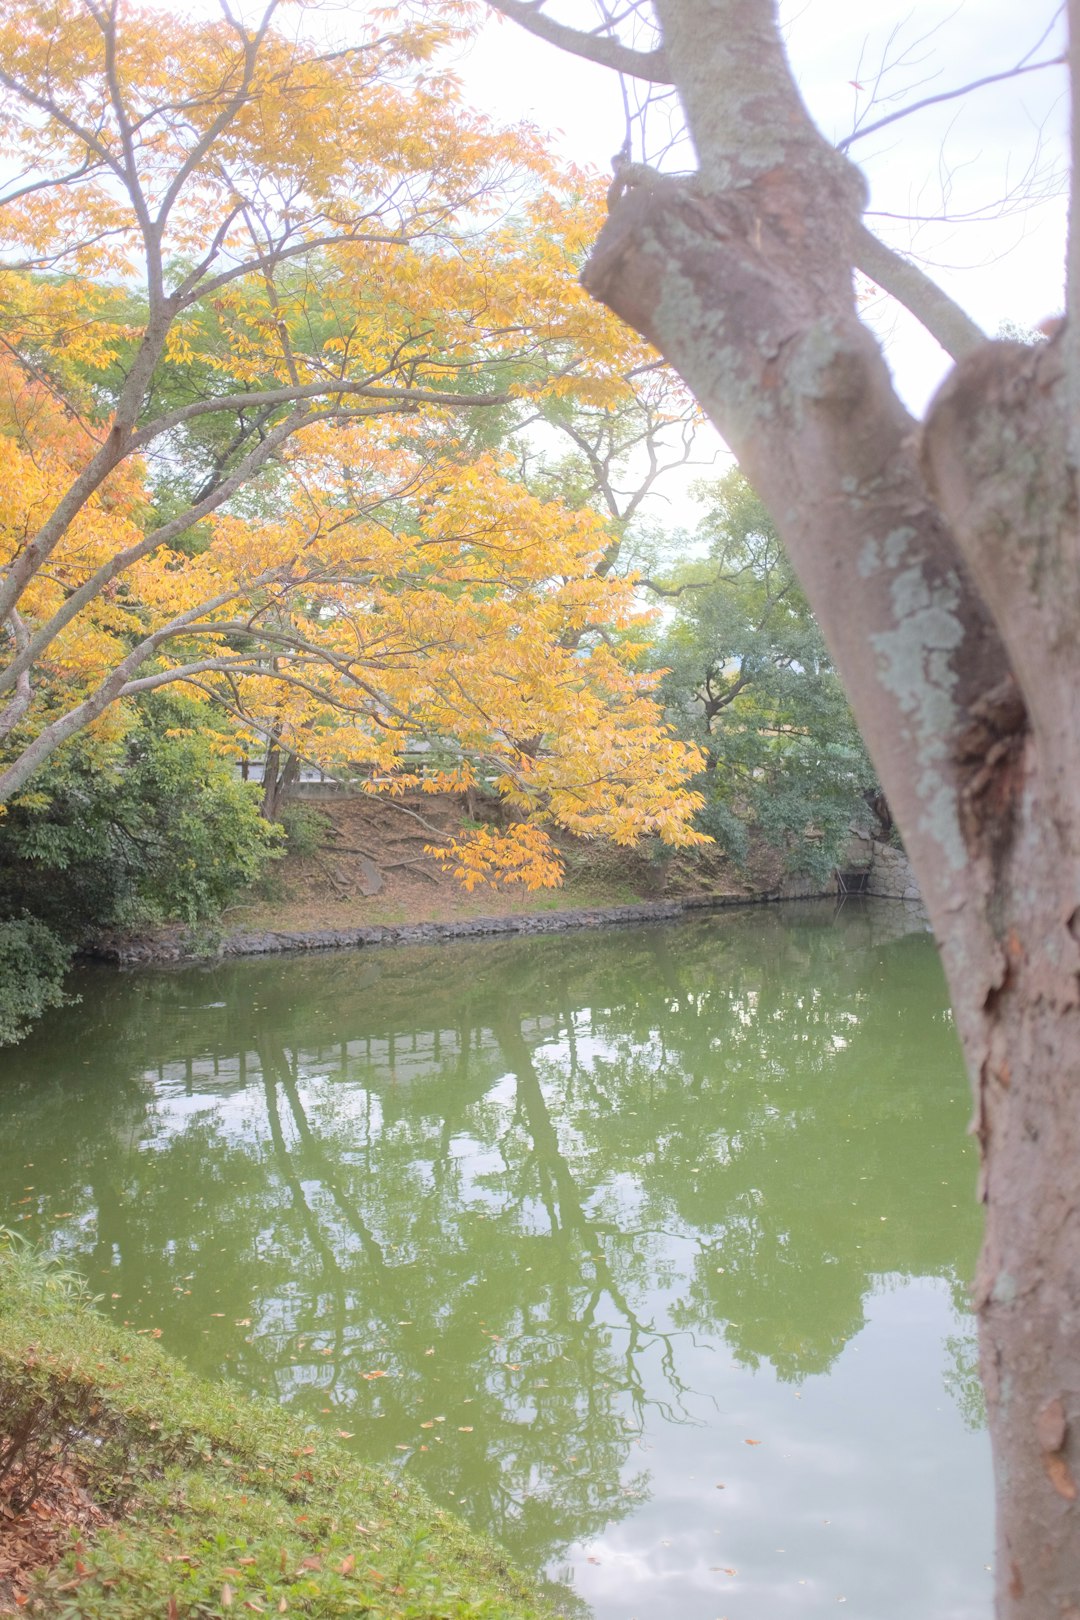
[0,1244,556,1620]
[88,882,839,965]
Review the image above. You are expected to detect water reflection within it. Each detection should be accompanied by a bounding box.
[0,901,990,1617]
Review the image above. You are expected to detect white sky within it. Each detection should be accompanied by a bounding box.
[19,0,1067,531]
[459,0,1070,422]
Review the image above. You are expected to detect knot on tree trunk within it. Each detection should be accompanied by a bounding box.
[583,167,859,359]
[952,674,1029,861]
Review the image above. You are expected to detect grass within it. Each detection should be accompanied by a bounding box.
[0,1236,560,1619]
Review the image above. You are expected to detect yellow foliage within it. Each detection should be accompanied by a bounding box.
[426,822,565,891]
[0,0,706,889]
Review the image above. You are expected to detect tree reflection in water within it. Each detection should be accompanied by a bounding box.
[0,901,982,1585]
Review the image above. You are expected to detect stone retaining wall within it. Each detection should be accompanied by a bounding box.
[842,829,922,902]
[90,888,833,965]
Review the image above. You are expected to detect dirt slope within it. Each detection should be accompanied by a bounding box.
[228,791,776,934]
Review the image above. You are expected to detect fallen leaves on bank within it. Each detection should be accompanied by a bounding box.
[0,1457,109,1614]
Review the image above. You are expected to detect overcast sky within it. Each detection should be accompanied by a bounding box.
[460,1,1069,417]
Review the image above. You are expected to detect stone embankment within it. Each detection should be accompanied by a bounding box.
[90,836,922,967]
[92,888,826,965]
[843,830,922,902]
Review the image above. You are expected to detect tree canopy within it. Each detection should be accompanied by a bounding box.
[653,470,873,880]
[0,0,714,886]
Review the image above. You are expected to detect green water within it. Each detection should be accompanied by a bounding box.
[0,900,991,1618]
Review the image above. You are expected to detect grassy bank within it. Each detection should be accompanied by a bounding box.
[0,1239,559,1619]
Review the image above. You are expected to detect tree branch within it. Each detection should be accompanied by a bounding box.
[0,611,32,737]
[0,586,244,801]
[487,0,671,82]
[0,408,318,702]
[127,378,513,451]
[838,54,1066,155]
[853,223,987,362]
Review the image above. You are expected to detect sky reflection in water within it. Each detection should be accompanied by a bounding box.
[0,900,991,1618]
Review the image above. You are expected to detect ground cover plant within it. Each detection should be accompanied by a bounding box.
[0,1236,559,1618]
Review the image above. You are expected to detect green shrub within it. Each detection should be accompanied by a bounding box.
[275,801,331,857]
[0,918,74,1047]
[0,695,283,939]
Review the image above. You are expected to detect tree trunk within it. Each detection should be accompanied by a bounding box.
[976,951,1080,1614]
[575,46,1080,1612]
[935,732,1080,1611]
[921,337,1080,1614]
[261,744,299,822]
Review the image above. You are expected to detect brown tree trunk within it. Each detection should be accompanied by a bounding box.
[920,337,1080,1614]
[571,13,1080,1601]
[976,954,1080,1614]
[261,744,299,821]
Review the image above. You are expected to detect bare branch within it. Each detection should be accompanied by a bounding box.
[853,222,987,361]
[486,0,671,81]
[839,53,1065,155]
[639,573,720,598]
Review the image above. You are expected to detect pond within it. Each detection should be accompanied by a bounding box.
[0,899,991,1618]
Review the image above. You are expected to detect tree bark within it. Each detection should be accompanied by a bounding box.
[920,335,1080,1613]
[562,0,1080,1607]
[260,744,299,822]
